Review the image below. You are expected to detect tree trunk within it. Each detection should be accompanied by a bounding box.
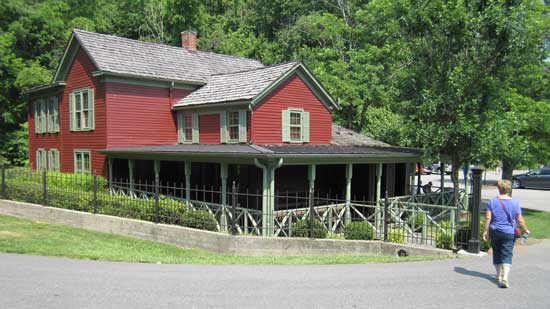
[357,99,370,132]
[501,159,514,180]
[346,106,354,130]
[451,154,461,208]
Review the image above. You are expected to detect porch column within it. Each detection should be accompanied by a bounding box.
[220,162,229,232]
[409,162,416,196]
[184,161,192,201]
[108,158,113,192]
[345,163,352,225]
[440,162,445,205]
[255,158,283,237]
[375,163,383,236]
[128,159,134,195]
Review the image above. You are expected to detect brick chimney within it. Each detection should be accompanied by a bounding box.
[181,31,197,50]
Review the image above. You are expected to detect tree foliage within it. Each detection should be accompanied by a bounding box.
[0,0,548,185]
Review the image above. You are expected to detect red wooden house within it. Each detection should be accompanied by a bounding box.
[24,29,421,235]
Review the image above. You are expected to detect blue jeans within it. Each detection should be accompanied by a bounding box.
[490,229,515,265]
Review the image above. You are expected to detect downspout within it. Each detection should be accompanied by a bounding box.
[169,81,174,106]
[248,103,253,144]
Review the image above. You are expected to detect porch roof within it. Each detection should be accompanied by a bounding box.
[99,143,421,164]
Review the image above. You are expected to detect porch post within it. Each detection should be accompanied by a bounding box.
[375,163,383,237]
[345,163,352,225]
[261,166,269,237]
[220,162,229,232]
[128,159,134,195]
[255,158,283,237]
[268,166,277,236]
[184,161,192,201]
[440,162,445,205]
[108,158,113,192]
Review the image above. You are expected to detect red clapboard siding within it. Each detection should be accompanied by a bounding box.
[28,48,107,174]
[105,83,191,148]
[60,47,107,175]
[199,113,220,144]
[251,74,332,145]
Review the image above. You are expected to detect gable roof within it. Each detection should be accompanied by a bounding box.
[173,62,339,111]
[53,29,264,85]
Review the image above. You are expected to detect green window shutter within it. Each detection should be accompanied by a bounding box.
[192,112,199,144]
[282,110,290,142]
[36,150,40,170]
[48,151,52,171]
[69,93,75,131]
[88,88,95,130]
[40,101,46,133]
[55,150,60,171]
[220,112,227,143]
[177,112,184,143]
[53,98,59,132]
[34,102,39,133]
[238,110,247,143]
[302,111,310,143]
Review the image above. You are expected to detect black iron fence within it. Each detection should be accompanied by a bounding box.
[0,166,482,251]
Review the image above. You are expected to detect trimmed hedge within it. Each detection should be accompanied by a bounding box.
[291,219,328,238]
[344,221,375,240]
[3,174,217,232]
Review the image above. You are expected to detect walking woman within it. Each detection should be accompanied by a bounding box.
[482,179,530,288]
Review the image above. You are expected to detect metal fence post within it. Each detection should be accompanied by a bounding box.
[468,168,483,253]
[42,169,47,206]
[384,191,389,242]
[231,181,237,235]
[92,172,98,213]
[421,211,428,245]
[154,173,160,224]
[1,165,6,198]
[308,186,314,239]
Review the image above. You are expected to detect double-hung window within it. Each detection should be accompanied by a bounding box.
[70,88,94,131]
[177,112,198,143]
[282,108,310,143]
[47,97,59,133]
[36,149,47,171]
[74,150,91,174]
[48,149,60,172]
[220,110,247,143]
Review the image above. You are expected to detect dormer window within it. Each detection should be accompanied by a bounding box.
[220,110,247,143]
[282,108,309,143]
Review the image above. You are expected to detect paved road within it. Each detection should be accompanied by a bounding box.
[423,170,550,212]
[1,241,549,308]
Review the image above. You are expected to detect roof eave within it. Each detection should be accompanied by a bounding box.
[93,70,206,87]
[172,100,251,111]
[21,81,66,95]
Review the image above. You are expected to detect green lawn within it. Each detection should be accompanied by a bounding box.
[522,208,550,239]
[0,215,445,265]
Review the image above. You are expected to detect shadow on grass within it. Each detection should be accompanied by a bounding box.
[454,267,499,287]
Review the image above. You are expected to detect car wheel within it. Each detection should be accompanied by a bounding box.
[512,179,521,189]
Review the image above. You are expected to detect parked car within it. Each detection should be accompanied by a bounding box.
[512,168,550,189]
[425,162,452,175]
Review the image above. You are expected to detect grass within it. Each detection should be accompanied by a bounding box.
[522,208,550,239]
[0,215,446,265]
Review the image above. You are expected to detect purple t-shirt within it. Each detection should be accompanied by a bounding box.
[487,197,522,235]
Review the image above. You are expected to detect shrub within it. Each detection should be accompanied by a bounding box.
[388,227,406,244]
[344,221,375,240]
[479,221,491,251]
[290,219,328,238]
[181,210,218,231]
[436,220,455,249]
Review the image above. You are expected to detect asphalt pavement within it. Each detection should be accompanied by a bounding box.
[1,240,549,308]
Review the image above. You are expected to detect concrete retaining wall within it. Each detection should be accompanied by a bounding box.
[0,199,453,257]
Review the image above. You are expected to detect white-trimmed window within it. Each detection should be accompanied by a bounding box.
[282,108,310,143]
[74,150,91,174]
[36,149,47,171]
[70,88,94,131]
[220,110,247,143]
[47,97,60,133]
[48,149,60,172]
[177,111,198,143]
[34,99,47,133]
